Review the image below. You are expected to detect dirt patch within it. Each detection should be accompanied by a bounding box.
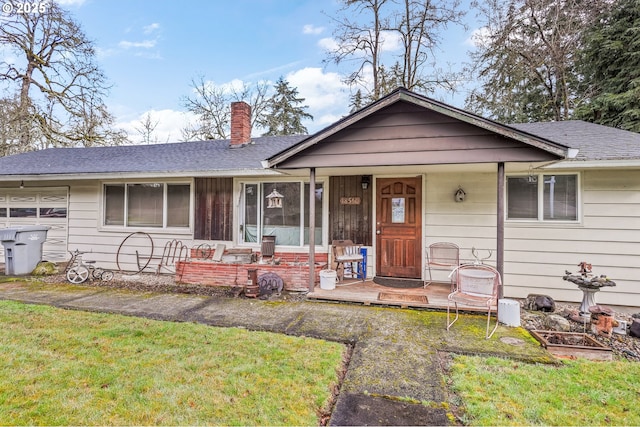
[330,393,450,426]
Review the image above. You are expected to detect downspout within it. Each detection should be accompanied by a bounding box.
[497,162,505,299]
[308,167,316,292]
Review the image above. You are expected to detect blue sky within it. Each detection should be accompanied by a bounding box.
[59,0,478,143]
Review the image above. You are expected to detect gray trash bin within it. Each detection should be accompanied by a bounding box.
[0,226,49,275]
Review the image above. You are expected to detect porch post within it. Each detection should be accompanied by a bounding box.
[308,167,316,292]
[497,162,505,298]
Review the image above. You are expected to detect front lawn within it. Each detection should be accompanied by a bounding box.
[448,354,640,425]
[0,301,345,425]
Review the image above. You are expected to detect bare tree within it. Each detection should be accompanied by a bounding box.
[135,112,160,144]
[325,0,389,100]
[181,77,271,141]
[0,0,127,153]
[392,0,465,93]
[325,0,466,101]
[0,95,28,156]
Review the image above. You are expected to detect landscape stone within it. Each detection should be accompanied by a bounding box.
[543,314,571,332]
[524,294,556,312]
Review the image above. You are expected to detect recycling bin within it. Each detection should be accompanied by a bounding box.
[0,226,50,275]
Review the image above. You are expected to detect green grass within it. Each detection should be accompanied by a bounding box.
[0,301,345,425]
[448,355,640,425]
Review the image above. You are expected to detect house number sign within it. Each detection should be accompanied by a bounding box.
[340,196,361,205]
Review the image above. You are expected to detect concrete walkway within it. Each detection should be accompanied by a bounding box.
[0,281,553,425]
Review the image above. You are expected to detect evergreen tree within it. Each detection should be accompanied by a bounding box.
[349,90,366,113]
[260,78,313,136]
[575,0,640,132]
[465,0,606,123]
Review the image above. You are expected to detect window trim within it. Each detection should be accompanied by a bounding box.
[101,181,193,232]
[238,179,326,248]
[506,172,581,223]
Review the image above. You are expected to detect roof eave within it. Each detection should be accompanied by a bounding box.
[0,168,285,181]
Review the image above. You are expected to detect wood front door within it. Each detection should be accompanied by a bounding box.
[376,177,422,278]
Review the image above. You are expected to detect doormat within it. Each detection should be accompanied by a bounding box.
[378,292,428,304]
[373,276,424,288]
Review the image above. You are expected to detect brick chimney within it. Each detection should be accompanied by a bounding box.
[230,101,251,147]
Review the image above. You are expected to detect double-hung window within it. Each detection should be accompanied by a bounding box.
[104,183,191,228]
[241,181,323,246]
[507,174,578,221]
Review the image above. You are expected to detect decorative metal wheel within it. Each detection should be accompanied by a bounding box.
[100,270,114,281]
[67,266,89,284]
[195,243,212,260]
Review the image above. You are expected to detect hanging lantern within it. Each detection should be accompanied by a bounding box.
[266,188,284,208]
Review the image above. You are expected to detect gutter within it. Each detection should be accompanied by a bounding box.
[0,169,287,182]
[541,159,640,169]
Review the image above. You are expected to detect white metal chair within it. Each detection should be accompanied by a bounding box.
[446,264,501,339]
[332,239,365,282]
[425,242,459,287]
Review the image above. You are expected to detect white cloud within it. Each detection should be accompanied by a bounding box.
[116,68,352,143]
[318,37,339,52]
[379,30,402,52]
[117,109,195,144]
[118,39,157,49]
[466,27,491,48]
[318,30,400,56]
[303,24,324,35]
[286,67,350,130]
[143,23,161,34]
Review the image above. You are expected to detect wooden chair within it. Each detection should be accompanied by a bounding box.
[332,239,365,282]
[446,264,501,339]
[425,242,459,287]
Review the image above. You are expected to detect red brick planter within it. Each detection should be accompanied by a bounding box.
[176,252,328,292]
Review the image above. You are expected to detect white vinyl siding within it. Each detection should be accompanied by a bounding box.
[424,170,640,307]
[504,169,640,305]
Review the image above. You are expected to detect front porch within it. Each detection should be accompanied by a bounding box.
[309,279,445,308]
[175,250,494,312]
[308,279,494,313]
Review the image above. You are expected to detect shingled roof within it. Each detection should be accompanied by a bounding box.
[0,135,307,178]
[0,114,638,180]
[512,120,640,161]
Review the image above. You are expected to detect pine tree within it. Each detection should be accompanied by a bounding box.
[575,0,640,132]
[349,90,365,113]
[260,78,313,136]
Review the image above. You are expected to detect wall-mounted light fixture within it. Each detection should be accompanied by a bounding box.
[19,180,24,189]
[361,175,371,190]
[454,186,466,202]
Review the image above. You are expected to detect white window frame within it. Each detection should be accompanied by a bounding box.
[238,179,325,247]
[101,181,193,231]
[506,172,581,223]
